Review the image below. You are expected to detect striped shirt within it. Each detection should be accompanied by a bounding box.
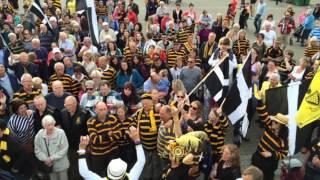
[132,108,161,151]
[13,89,41,109]
[123,47,143,64]
[204,115,229,155]
[87,115,122,155]
[8,40,24,54]
[118,117,134,146]
[166,49,185,68]
[232,39,250,61]
[304,45,320,58]
[256,100,288,160]
[8,114,35,145]
[309,27,320,41]
[97,5,108,17]
[48,74,80,96]
[53,0,61,10]
[97,66,116,89]
[177,26,192,43]
[182,42,195,55]
[157,121,176,159]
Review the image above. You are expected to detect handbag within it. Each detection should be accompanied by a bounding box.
[38,138,53,173]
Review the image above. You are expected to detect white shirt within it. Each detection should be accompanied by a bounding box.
[143,39,157,54]
[79,144,145,180]
[260,29,277,47]
[99,28,117,42]
[208,51,238,84]
[80,45,98,55]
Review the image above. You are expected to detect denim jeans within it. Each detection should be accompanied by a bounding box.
[254,14,262,33]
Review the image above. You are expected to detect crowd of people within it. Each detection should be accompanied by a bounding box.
[0,0,320,180]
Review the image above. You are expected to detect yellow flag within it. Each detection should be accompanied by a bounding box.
[296,70,320,128]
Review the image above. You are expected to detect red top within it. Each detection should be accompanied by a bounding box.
[127,11,138,24]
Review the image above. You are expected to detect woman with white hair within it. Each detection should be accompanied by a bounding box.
[34,115,70,180]
[90,70,102,91]
[80,80,101,116]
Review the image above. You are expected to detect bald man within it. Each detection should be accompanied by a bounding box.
[48,62,80,96]
[30,38,49,81]
[78,37,99,57]
[13,73,41,108]
[8,52,39,80]
[86,101,122,176]
[61,95,90,179]
[33,95,61,132]
[45,80,72,110]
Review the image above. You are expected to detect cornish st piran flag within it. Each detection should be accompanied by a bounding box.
[205,56,229,106]
[265,79,312,155]
[30,0,53,31]
[222,52,252,137]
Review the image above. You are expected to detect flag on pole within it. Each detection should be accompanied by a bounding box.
[85,0,100,46]
[222,52,252,136]
[30,0,53,31]
[296,70,320,128]
[204,56,229,106]
[76,0,87,12]
[265,80,311,155]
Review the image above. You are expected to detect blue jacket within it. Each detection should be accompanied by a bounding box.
[7,72,20,92]
[303,15,315,30]
[116,69,144,90]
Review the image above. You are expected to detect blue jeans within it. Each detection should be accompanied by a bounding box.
[254,14,262,33]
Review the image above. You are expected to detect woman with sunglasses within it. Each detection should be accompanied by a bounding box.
[181,100,204,133]
[79,80,101,116]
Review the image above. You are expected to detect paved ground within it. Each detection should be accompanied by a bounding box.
[134,0,318,179]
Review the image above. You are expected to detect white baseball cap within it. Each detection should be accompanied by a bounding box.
[102,22,109,26]
[52,48,61,53]
[107,158,127,180]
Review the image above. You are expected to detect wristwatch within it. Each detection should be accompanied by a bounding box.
[134,140,141,145]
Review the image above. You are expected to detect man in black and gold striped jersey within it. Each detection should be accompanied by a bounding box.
[123,41,143,64]
[203,107,229,165]
[48,62,80,97]
[87,101,122,177]
[8,33,24,54]
[13,73,41,109]
[131,93,161,180]
[96,56,117,89]
[182,33,197,55]
[177,19,193,43]
[157,105,182,172]
[166,40,186,68]
[116,105,136,170]
[251,90,288,180]
[200,32,218,72]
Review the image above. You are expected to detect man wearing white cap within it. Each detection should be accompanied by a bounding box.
[78,126,146,180]
[99,22,117,42]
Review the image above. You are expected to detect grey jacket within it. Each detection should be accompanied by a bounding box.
[34,127,70,172]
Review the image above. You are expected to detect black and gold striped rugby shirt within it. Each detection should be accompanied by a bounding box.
[87,114,122,155]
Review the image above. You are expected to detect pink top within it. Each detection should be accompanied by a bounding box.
[298,11,307,25]
[183,10,197,21]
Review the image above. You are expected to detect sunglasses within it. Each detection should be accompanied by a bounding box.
[191,106,198,110]
[86,88,94,91]
[177,95,185,98]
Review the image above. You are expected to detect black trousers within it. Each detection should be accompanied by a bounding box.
[89,150,120,177]
[252,151,278,180]
[68,149,84,180]
[119,144,137,171]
